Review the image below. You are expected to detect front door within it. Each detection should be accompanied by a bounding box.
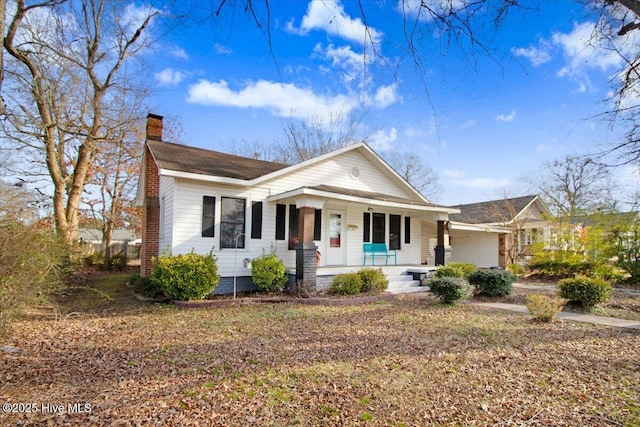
[326,210,345,265]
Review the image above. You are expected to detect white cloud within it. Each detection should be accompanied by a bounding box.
[536,143,551,152]
[450,177,509,188]
[367,127,397,152]
[169,47,189,60]
[372,83,400,108]
[289,0,382,44]
[214,43,232,55]
[496,109,516,122]
[186,79,358,123]
[553,22,622,77]
[397,0,467,22]
[511,45,551,67]
[444,169,464,178]
[404,126,428,138]
[155,68,187,85]
[315,43,371,84]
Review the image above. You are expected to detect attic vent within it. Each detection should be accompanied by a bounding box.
[350,166,360,179]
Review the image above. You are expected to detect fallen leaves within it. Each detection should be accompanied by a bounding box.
[1,275,639,426]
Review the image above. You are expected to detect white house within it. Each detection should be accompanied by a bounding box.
[136,114,468,294]
[449,195,553,267]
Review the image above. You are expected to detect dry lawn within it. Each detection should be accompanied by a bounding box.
[1,272,639,426]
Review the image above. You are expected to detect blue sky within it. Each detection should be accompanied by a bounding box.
[146,0,638,206]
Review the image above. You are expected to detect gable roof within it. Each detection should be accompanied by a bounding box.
[449,195,544,224]
[145,139,442,210]
[147,139,288,180]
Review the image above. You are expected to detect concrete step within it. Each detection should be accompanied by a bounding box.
[386,273,427,294]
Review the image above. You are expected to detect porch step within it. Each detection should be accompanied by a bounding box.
[385,272,426,294]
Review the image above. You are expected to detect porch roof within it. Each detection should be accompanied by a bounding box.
[267,185,459,214]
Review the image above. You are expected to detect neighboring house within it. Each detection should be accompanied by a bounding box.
[136,114,461,294]
[78,228,140,258]
[449,195,554,267]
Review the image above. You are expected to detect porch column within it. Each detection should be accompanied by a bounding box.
[295,206,317,292]
[435,220,447,266]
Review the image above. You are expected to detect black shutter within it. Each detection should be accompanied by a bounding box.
[372,213,385,243]
[202,196,215,237]
[251,202,262,239]
[314,209,322,241]
[405,216,411,244]
[363,212,371,242]
[275,204,286,240]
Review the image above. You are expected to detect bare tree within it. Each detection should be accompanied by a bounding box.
[531,155,613,221]
[279,113,362,163]
[0,0,6,116]
[3,0,159,249]
[82,88,146,267]
[383,151,441,200]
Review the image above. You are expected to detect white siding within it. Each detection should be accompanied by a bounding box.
[158,176,175,254]
[450,232,499,268]
[161,147,435,276]
[264,150,414,200]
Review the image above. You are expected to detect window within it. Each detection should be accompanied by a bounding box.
[389,214,401,250]
[289,204,299,250]
[314,209,322,241]
[275,204,286,240]
[363,212,371,242]
[202,196,215,238]
[372,213,385,244]
[251,202,262,239]
[404,216,411,244]
[220,197,245,248]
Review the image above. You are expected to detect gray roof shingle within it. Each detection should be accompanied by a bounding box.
[449,195,539,224]
[147,139,288,180]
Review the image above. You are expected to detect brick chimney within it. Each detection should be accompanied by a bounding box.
[146,113,164,141]
[140,113,163,276]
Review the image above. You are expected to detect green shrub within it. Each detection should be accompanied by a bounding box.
[434,262,477,279]
[590,263,626,284]
[428,277,474,304]
[108,253,127,271]
[506,263,524,276]
[526,294,566,322]
[468,269,515,297]
[129,273,163,298]
[358,268,388,295]
[251,252,289,292]
[330,273,363,295]
[83,253,101,267]
[558,276,612,311]
[527,251,594,278]
[151,252,219,301]
[0,217,66,338]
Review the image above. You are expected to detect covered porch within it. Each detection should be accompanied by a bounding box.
[267,185,458,292]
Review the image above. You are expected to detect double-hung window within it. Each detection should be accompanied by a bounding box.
[220,197,246,248]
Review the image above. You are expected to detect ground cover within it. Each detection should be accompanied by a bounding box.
[1,272,639,426]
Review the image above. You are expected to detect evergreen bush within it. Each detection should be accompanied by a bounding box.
[428,277,474,304]
[330,273,363,295]
[151,252,219,300]
[468,269,515,297]
[434,262,477,279]
[525,294,565,322]
[558,276,612,311]
[358,268,388,295]
[251,252,289,292]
